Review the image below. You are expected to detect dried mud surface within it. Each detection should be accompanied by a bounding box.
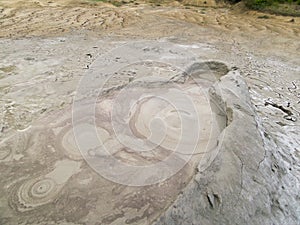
[0,0,299,225]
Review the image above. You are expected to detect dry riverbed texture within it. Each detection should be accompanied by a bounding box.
[0,0,299,225]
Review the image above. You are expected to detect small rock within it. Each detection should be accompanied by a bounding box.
[289,18,295,23]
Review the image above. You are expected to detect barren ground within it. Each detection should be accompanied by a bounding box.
[0,0,299,224]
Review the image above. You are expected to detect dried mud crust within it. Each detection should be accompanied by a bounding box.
[0,0,299,39]
[0,56,229,224]
[0,0,141,38]
[0,1,299,225]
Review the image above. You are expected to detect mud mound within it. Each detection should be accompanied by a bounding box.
[0,54,229,224]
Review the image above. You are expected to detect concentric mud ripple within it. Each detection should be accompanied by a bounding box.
[10,177,60,212]
[1,58,229,223]
[8,159,81,213]
[0,132,29,161]
[59,126,84,161]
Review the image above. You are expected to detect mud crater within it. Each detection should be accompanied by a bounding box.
[0,59,229,224]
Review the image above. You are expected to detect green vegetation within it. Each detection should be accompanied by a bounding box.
[92,0,128,7]
[245,0,300,16]
[91,0,300,15]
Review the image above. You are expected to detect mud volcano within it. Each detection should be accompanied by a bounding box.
[0,41,231,224]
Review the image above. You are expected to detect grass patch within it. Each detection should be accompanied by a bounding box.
[245,0,300,16]
[92,0,128,7]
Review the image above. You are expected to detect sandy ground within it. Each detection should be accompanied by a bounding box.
[0,0,299,224]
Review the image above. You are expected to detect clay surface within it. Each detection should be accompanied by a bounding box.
[0,1,299,224]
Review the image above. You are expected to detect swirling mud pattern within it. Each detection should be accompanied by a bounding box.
[0,40,229,224]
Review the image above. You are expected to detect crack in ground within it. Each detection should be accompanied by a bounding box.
[264,101,293,116]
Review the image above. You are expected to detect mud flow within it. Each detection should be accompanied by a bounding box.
[0,56,228,224]
[0,1,299,224]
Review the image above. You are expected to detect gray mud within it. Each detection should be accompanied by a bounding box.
[0,2,299,224]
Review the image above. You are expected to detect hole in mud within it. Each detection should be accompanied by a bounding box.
[185,61,229,82]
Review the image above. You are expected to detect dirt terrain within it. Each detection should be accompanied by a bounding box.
[0,0,299,224]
